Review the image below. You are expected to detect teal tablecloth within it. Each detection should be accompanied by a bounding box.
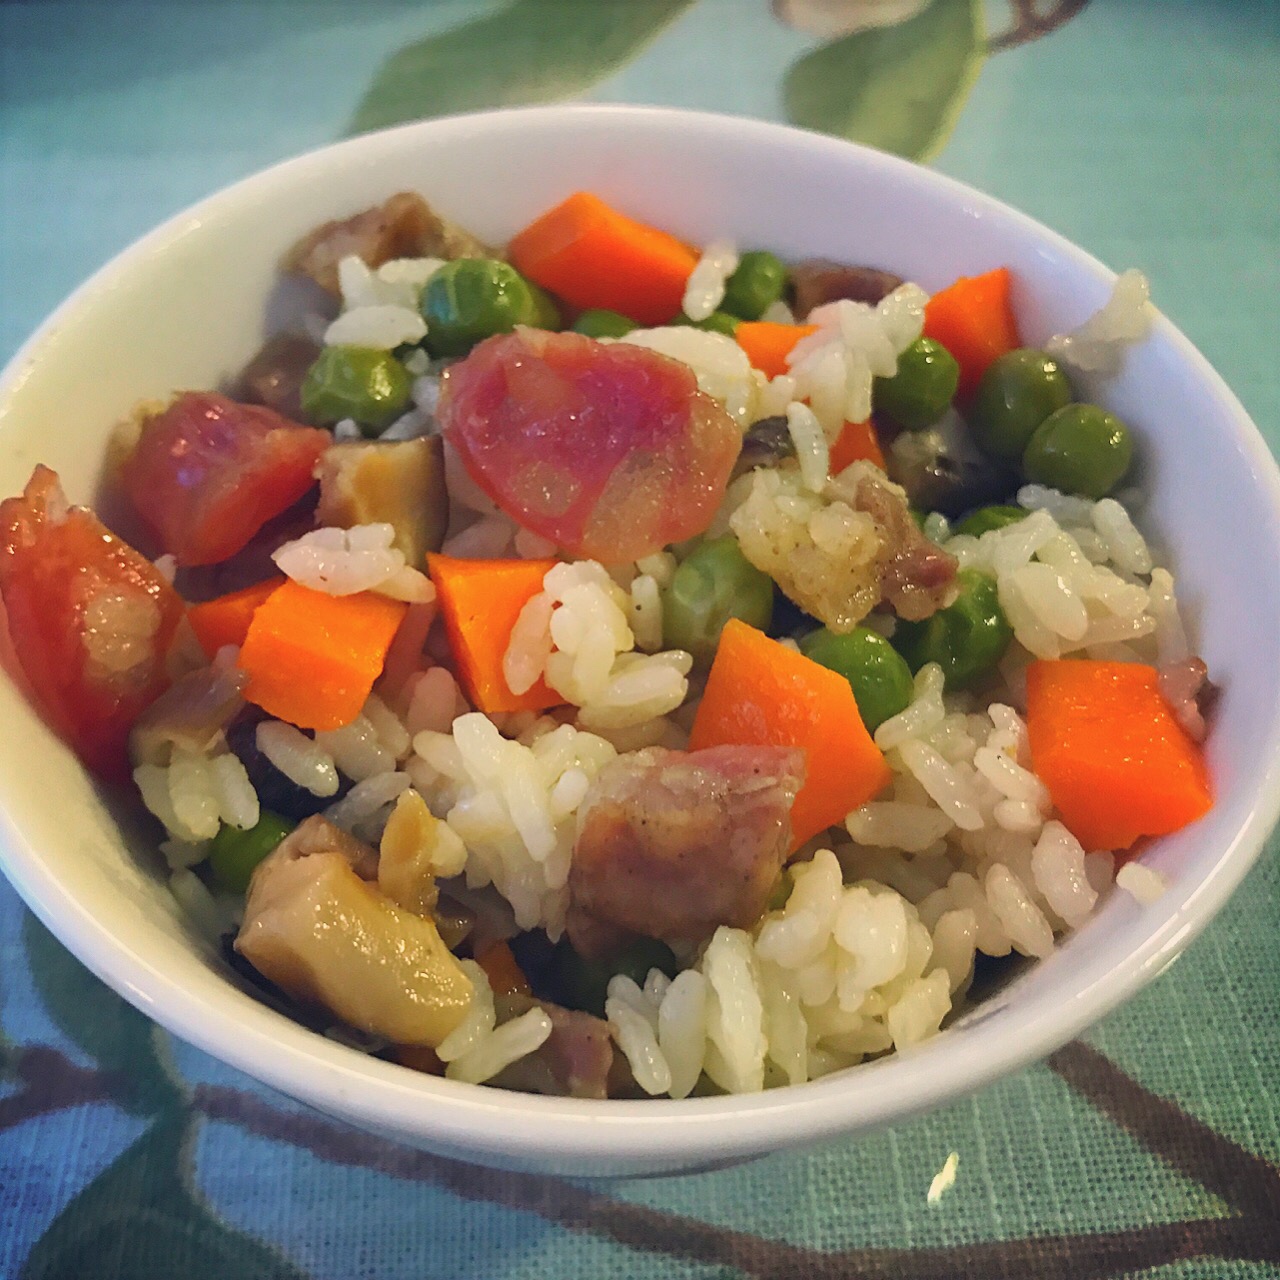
[2,3,1278,1275]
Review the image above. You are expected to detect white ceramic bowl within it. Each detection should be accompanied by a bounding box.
[2,106,1279,1177]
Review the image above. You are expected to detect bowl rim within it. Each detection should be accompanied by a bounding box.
[3,102,1280,1170]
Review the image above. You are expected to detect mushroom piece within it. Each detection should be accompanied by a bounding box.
[314,435,449,569]
[789,259,906,318]
[235,814,473,1048]
[886,409,1012,518]
[129,662,246,768]
[376,788,466,917]
[238,332,323,424]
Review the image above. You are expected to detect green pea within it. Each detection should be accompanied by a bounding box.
[892,569,1012,691]
[953,504,1029,538]
[300,346,413,435]
[421,258,559,357]
[721,250,788,321]
[799,626,914,732]
[970,348,1072,461]
[672,310,740,338]
[1022,403,1133,499]
[572,308,638,339]
[874,337,959,431]
[208,811,295,895]
[661,535,773,663]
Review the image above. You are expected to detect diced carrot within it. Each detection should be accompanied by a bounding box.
[922,267,1020,398]
[689,620,891,849]
[426,553,561,715]
[237,580,407,731]
[186,578,282,658]
[1025,659,1213,855]
[734,321,818,379]
[507,191,699,328]
[829,419,885,473]
[474,940,532,997]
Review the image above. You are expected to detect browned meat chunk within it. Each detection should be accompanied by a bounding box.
[490,994,614,1100]
[285,192,497,295]
[831,466,958,621]
[790,259,905,319]
[567,745,805,959]
[1157,656,1216,744]
[238,333,322,424]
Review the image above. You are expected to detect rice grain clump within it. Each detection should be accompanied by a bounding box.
[409,713,618,936]
[436,960,553,1084]
[323,254,443,350]
[273,524,434,603]
[941,490,1172,666]
[1046,269,1154,376]
[682,240,739,321]
[729,465,886,632]
[606,853,955,1097]
[785,284,928,434]
[504,560,694,739]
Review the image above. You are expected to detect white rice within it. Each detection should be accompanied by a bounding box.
[606,975,672,1096]
[410,713,617,935]
[504,560,693,734]
[169,867,236,942]
[786,401,830,493]
[324,254,443,350]
[1046,269,1154,376]
[273,524,434,603]
[434,960,553,1084]
[682,240,739,321]
[208,752,259,831]
[325,305,426,350]
[608,853,956,1096]
[784,284,928,435]
[1116,861,1168,905]
[256,721,339,797]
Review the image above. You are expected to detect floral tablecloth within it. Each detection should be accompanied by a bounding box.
[2,2,1278,1276]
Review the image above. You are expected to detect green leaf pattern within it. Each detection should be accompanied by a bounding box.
[783,0,986,158]
[20,1115,307,1280]
[350,0,698,135]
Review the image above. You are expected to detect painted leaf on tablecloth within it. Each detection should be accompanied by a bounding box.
[782,0,985,160]
[350,0,696,135]
[21,1114,308,1280]
[23,911,183,1116]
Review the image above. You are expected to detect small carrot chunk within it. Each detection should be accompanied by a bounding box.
[829,419,885,473]
[735,321,818,379]
[186,578,282,658]
[426,553,561,715]
[689,619,891,848]
[507,191,699,328]
[237,580,407,731]
[1025,659,1213,854]
[922,267,1020,397]
[474,941,532,997]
